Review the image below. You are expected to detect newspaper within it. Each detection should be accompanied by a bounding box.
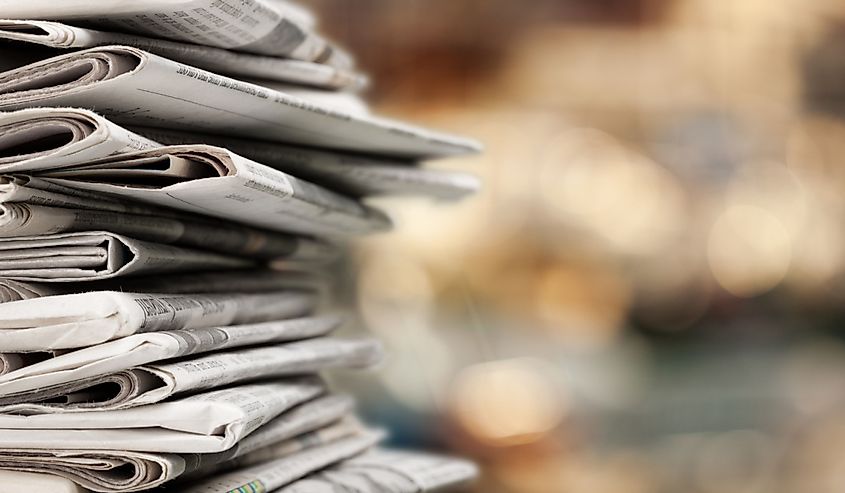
[86,268,328,294]
[0,379,326,453]
[177,432,383,493]
[0,337,382,412]
[279,449,479,493]
[0,107,158,173]
[185,415,366,478]
[0,19,365,89]
[0,175,338,260]
[23,145,391,236]
[0,470,88,492]
[250,82,370,115]
[0,46,480,158]
[0,231,253,281]
[13,418,364,491]
[185,395,357,476]
[0,107,478,200]
[0,268,327,303]
[0,289,315,351]
[137,127,483,200]
[0,314,342,392]
[0,350,54,376]
[0,395,354,492]
[0,278,62,303]
[0,201,337,260]
[0,0,353,67]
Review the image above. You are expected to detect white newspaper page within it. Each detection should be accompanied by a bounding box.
[0,337,382,412]
[0,0,353,67]
[0,351,54,376]
[0,177,337,261]
[252,82,370,115]
[280,449,479,493]
[0,231,252,281]
[0,396,355,492]
[0,470,88,493]
[138,127,482,200]
[0,449,179,493]
[0,269,326,303]
[188,416,365,479]
[0,315,342,396]
[0,175,180,216]
[0,289,315,350]
[0,107,159,172]
[0,19,365,89]
[36,145,392,236]
[0,46,480,158]
[177,432,382,493]
[0,108,474,199]
[199,394,356,467]
[99,268,329,294]
[0,279,63,303]
[0,379,326,453]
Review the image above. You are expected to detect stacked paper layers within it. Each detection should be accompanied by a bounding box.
[0,1,479,492]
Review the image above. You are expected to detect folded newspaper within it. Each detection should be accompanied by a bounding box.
[0,470,88,492]
[0,107,478,199]
[0,19,366,89]
[0,289,316,350]
[0,231,252,281]
[30,144,392,236]
[0,107,158,172]
[0,268,327,303]
[0,337,382,412]
[0,202,337,260]
[279,449,479,492]
[138,126,482,200]
[175,432,384,493]
[0,379,328,452]
[0,395,357,492]
[0,46,480,158]
[0,314,342,381]
[0,179,337,261]
[0,0,354,66]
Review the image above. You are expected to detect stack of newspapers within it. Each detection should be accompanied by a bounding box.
[0,1,480,492]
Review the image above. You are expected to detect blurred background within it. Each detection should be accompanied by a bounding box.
[308,1,845,491]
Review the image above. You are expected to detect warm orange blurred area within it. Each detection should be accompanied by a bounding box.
[310,0,845,491]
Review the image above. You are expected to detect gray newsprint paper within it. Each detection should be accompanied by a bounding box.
[0,108,477,200]
[0,289,316,350]
[0,337,382,412]
[0,379,327,453]
[0,470,88,492]
[0,107,158,173]
[176,432,383,493]
[0,268,328,303]
[182,415,367,479]
[0,279,56,304]
[245,82,370,116]
[0,19,364,89]
[0,350,55,376]
[0,315,341,393]
[0,231,252,281]
[0,0,353,67]
[0,46,480,158]
[0,201,336,260]
[138,127,482,200]
[279,448,479,493]
[0,175,337,260]
[0,395,359,492]
[32,145,391,236]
